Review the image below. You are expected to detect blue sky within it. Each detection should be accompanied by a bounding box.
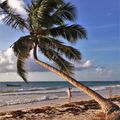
[0,0,120,81]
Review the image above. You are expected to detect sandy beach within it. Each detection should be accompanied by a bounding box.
[0,89,120,120]
[0,96,120,120]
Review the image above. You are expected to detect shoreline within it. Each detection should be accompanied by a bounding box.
[0,94,91,113]
[0,87,120,113]
[0,96,120,120]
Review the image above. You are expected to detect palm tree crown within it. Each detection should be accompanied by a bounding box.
[0,0,87,82]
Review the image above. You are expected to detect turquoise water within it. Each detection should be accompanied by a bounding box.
[0,81,120,107]
[0,81,120,92]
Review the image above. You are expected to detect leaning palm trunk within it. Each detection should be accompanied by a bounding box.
[33,47,119,114]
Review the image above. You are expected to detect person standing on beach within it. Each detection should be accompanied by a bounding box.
[108,87,112,99]
[67,87,72,103]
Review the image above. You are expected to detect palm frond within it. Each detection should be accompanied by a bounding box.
[0,0,27,30]
[38,36,81,61]
[27,0,64,30]
[39,46,74,75]
[12,35,34,57]
[51,2,76,24]
[45,24,87,43]
[12,35,34,81]
[36,2,76,27]
[33,0,64,16]
[27,0,65,29]
[17,59,27,83]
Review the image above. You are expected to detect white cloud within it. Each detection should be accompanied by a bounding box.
[0,48,47,73]
[75,60,93,69]
[8,0,26,16]
[82,60,93,68]
[0,0,26,22]
[6,64,14,70]
[0,14,6,23]
[75,60,113,78]
[96,66,113,76]
[0,0,5,3]
[96,67,103,73]
[0,57,6,64]
[0,48,16,72]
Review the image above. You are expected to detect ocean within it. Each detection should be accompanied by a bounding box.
[0,81,120,107]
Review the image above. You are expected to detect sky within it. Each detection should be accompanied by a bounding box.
[0,0,120,81]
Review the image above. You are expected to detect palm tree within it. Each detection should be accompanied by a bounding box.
[0,0,119,117]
